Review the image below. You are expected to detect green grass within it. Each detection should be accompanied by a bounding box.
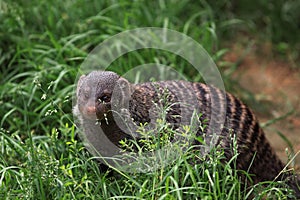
[0,0,299,199]
[2,113,297,199]
[0,119,294,199]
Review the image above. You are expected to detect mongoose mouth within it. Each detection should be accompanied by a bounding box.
[96,103,112,121]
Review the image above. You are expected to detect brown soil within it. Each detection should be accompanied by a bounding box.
[222,40,300,168]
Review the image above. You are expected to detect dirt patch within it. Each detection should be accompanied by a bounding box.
[223,41,300,167]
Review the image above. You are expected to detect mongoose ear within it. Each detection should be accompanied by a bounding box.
[114,77,133,103]
[76,75,86,96]
[117,77,132,91]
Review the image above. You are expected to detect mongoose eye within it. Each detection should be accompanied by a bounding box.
[84,91,89,99]
[99,95,111,103]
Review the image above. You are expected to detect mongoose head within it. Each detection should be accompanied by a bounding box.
[75,71,131,122]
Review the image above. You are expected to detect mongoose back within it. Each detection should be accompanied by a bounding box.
[73,70,300,197]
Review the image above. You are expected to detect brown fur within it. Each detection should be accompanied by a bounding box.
[73,71,300,197]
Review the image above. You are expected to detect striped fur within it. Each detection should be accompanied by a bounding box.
[130,80,285,183]
[74,71,299,197]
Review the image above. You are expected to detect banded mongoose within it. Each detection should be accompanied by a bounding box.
[73,70,300,197]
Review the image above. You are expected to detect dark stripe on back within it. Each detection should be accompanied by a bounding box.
[193,83,210,110]
[250,122,260,145]
[242,107,254,141]
[231,97,242,133]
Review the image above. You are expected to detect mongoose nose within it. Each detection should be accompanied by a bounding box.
[78,105,97,120]
[86,106,96,114]
[82,106,96,118]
